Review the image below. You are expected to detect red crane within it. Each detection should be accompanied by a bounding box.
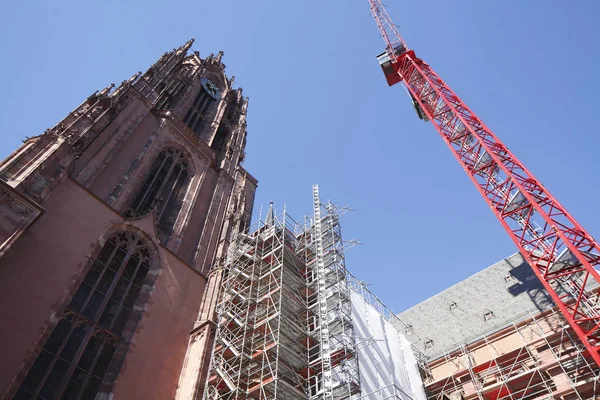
[368,0,600,367]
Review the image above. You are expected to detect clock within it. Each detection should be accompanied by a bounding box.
[200,77,221,100]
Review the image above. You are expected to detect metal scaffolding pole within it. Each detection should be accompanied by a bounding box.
[312,185,334,400]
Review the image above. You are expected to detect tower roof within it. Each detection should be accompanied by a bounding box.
[265,201,274,227]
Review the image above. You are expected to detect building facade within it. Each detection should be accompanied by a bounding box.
[0,39,257,399]
[398,253,600,400]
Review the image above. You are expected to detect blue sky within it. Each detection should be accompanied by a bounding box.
[2,1,600,313]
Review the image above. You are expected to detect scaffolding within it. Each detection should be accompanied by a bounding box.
[204,185,600,400]
[423,307,600,400]
[204,187,360,400]
[301,185,361,400]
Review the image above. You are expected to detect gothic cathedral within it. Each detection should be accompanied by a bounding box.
[0,39,256,399]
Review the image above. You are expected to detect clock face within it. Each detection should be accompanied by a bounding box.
[200,77,221,100]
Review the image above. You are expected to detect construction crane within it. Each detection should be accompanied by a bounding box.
[367,0,600,367]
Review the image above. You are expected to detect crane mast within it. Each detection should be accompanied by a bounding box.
[368,0,600,367]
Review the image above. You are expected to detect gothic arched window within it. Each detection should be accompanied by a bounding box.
[211,125,229,163]
[156,78,185,111]
[225,101,238,122]
[183,89,213,134]
[183,78,220,135]
[14,232,153,400]
[125,148,189,244]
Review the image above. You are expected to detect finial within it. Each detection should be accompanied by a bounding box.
[182,38,195,52]
[228,75,235,88]
[129,71,142,83]
[98,83,115,97]
[215,50,224,64]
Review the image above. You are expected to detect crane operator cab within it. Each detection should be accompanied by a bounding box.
[377,44,429,122]
[376,43,407,87]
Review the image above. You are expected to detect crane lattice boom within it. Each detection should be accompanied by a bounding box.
[368,0,600,367]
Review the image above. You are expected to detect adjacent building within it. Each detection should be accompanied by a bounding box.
[398,253,600,400]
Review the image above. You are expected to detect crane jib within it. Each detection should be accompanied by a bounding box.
[368,0,600,368]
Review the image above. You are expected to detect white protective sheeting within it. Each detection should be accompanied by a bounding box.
[351,293,427,400]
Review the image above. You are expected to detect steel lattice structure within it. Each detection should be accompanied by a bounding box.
[368,0,600,367]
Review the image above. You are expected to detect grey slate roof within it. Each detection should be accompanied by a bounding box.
[397,253,556,360]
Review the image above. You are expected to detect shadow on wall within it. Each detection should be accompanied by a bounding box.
[505,256,555,314]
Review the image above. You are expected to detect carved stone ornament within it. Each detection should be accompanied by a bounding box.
[0,187,10,203]
[73,103,91,118]
[163,121,214,162]
[0,186,37,220]
[192,329,206,344]
[46,123,66,137]
[23,171,51,199]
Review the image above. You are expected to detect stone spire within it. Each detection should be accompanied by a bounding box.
[265,201,274,227]
[98,83,115,97]
[178,38,195,55]
[128,71,142,84]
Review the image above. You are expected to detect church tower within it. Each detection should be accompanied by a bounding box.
[0,39,256,399]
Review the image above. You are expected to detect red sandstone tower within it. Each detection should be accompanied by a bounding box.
[0,39,256,399]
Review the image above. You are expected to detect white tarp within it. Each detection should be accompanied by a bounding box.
[351,292,427,400]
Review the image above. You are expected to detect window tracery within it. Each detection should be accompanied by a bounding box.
[183,78,220,135]
[124,148,189,244]
[15,232,153,400]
